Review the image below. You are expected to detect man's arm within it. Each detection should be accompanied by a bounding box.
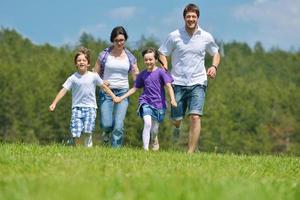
[165,83,177,107]
[207,52,221,79]
[159,53,168,71]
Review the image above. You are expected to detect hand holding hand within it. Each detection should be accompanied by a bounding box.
[113,96,122,103]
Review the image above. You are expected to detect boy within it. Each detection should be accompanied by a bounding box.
[49,47,117,147]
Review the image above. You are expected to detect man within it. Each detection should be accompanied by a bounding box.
[158,3,221,153]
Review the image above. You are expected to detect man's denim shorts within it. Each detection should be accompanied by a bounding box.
[171,84,206,120]
[137,104,165,123]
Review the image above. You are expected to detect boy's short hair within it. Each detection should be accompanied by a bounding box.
[183,3,200,18]
[74,47,91,64]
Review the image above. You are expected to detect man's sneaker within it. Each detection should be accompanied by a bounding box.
[172,127,180,143]
[152,136,159,151]
[102,132,110,144]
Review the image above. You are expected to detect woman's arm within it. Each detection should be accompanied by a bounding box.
[130,63,139,81]
[93,60,101,74]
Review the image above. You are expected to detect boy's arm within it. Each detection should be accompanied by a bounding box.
[49,88,68,111]
[165,83,177,107]
[101,84,117,100]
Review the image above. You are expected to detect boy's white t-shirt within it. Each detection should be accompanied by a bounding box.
[63,71,103,108]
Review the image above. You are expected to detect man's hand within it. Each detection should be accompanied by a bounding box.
[207,66,217,79]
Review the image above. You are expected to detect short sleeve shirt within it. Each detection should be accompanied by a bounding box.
[63,71,103,108]
[158,26,219,86]
[134,67,173,109]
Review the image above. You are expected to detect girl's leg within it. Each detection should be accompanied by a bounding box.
[142,115,152,150]
[150,119,160,151]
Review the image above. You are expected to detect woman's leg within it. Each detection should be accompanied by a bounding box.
[111,89,129,147]
[99,90,114,143]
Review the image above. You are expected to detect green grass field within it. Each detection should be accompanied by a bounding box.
[0,144,299,200]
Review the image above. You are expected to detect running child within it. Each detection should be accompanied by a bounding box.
[116,47,177,150]
[49,47,117,147]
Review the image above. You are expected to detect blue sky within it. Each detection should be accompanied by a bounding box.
[1,0,299,51]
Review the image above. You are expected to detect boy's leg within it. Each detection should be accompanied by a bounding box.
[70,107,84,146]
[82,108,96,147]
[83,133,93,148]
[74,137,81,146]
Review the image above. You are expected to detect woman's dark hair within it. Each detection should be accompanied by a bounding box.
[74,47,91,64]
[110,26,128,42]
[142,47,163,65]
[183,3,200,18]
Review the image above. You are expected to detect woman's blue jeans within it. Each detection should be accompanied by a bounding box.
[99,88,128,147]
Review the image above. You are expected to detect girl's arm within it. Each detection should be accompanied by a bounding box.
[165,83,177,107]
[120,87,138,101]
[130,63,139,81]
[49,88,68,111]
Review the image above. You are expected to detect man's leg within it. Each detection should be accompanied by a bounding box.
[172,120,182,142]
[187,114,201,153]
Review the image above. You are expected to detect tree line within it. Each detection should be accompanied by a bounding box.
[0,28,299,155]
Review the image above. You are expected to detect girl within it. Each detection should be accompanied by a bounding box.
[116,48,177,150]
[94,26,139,148]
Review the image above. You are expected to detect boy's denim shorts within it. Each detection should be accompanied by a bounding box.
[137,104,165,123]
[171,84,206,120]
[70,107,97,137]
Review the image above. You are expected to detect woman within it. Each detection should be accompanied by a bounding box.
[94,26,139,147]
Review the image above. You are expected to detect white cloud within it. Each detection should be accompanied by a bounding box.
[234,0,300,49]
[79,23,107,36]
[108,6,138,20]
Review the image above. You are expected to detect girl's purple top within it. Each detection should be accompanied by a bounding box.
[134,67,173,109]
